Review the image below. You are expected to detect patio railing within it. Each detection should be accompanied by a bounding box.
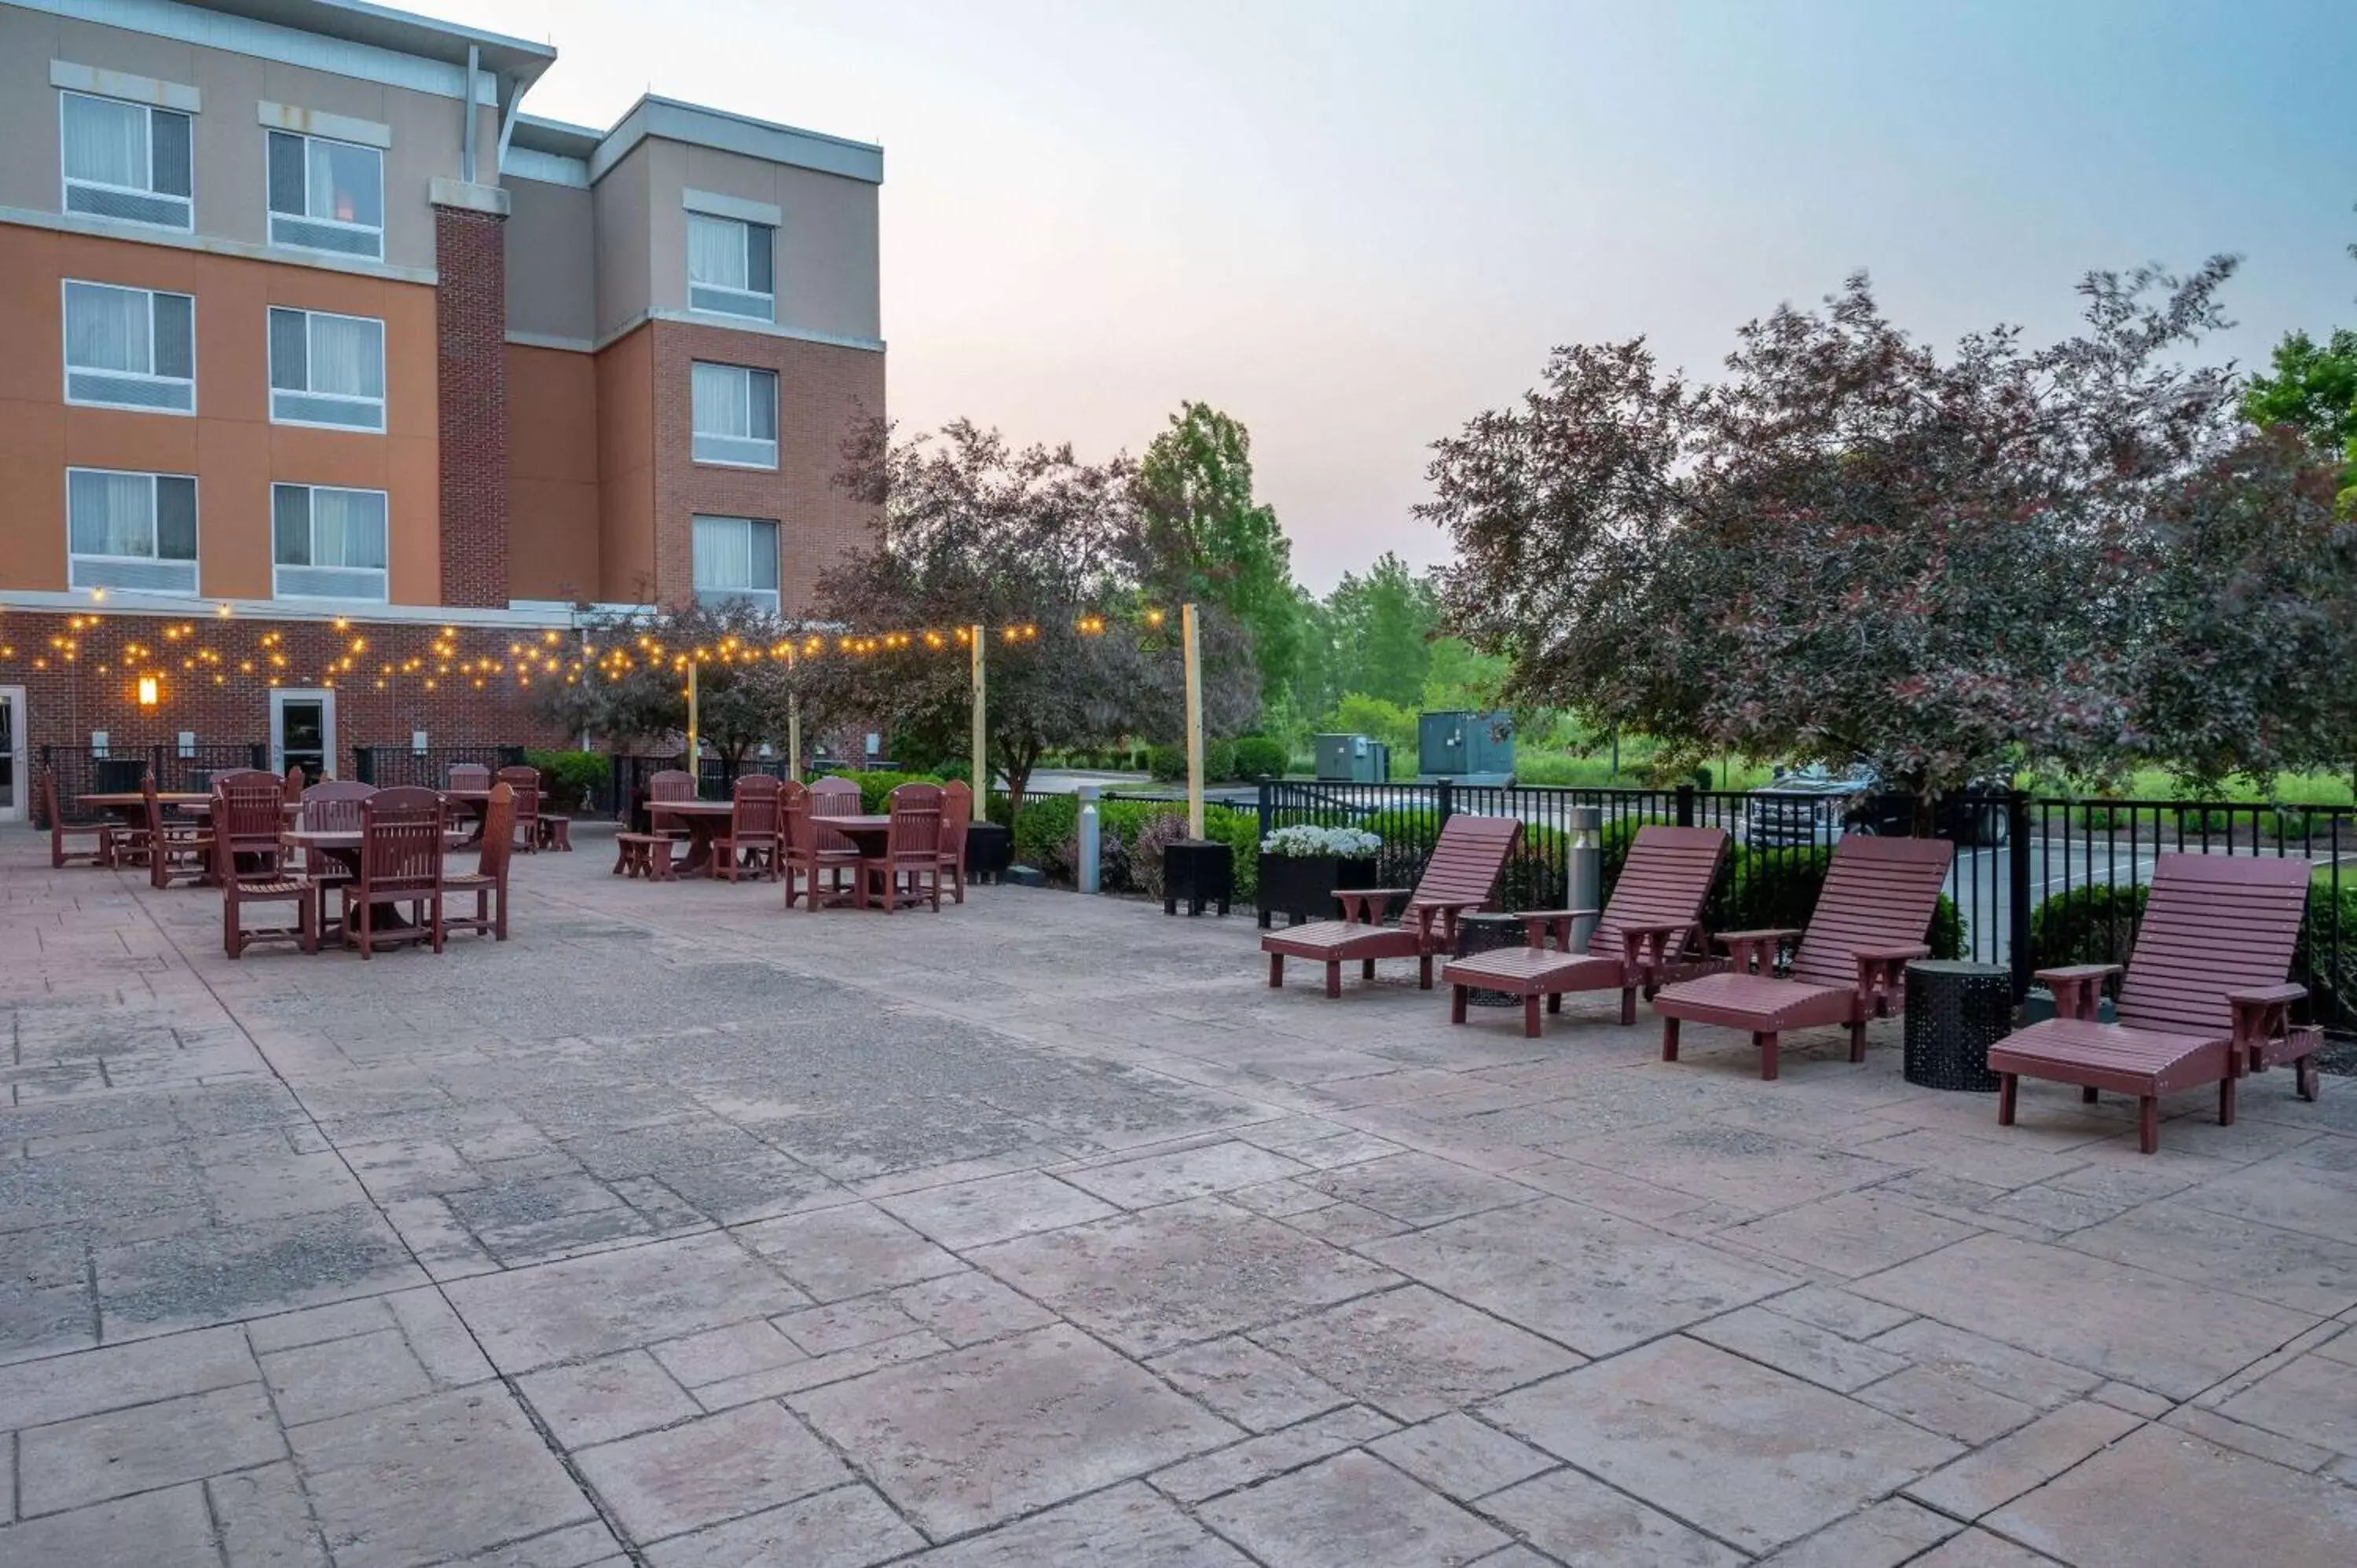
[35,742,269,823]
[351,746,525,790]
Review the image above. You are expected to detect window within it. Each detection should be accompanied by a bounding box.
[68,468,198,595]
[266,130,383,259]
[272,484,388,602]
[268,307,385,430]
[691,363,778,467]
[687,214,774,321]
[63,281,195,413]
[692,516,780,613]
[60,91,192,230]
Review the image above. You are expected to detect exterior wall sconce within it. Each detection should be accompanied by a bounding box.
[137,676,160,707]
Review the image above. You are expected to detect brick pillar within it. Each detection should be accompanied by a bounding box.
[434,185,511,607]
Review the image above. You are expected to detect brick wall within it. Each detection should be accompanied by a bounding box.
[435,204,511,608]
[643,321,885,613]
[4,610,570,768]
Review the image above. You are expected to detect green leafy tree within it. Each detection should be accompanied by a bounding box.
[540,599,808,768]
[1138,403,1302,709]
[1322,552,1435,707]
[2242,328,2357,455]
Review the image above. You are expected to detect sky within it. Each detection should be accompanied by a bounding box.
[427,0,2355,592]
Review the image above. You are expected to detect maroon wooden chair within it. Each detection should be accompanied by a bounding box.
[1651,834,1955,1079]
[936,780,973,903]
[211,774,317,958]
[1263,814,1523,998]
[712,774,783,882]
[861,782,943,912]
[1991,855,2319,1153]
[495,764,541,852]
[448,763,491,791]
[347,786,446,958]
[781,781,860,909]
[646,767,698,860]
[1442,826,1730,1038]
[143,773,214,889]
[445,782,515,941]
[42,767,114,869]
[297,779,376,928]
[283,766,306,804]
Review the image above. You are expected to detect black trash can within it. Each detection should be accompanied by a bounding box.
[1903,961,2011,1091]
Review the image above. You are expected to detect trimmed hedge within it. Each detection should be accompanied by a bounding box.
[985,792,1261,899]
[1233,735,1288,780]
[523,749,607,812]
[2029,874,2356,1026]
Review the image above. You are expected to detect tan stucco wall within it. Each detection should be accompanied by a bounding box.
[591,142,652,344]
[0,225,438,602]
[592,324,655,604]
[637,138,882,343]
[0,8,479,274]
[507,343,600,602]
[504,177,596,344]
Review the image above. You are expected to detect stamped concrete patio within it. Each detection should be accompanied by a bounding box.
[5,824,2356,1567]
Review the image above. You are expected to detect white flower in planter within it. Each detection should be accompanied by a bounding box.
[1261,824,1381,858]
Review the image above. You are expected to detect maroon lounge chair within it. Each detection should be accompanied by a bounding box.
[1652,834,1955,1079]
[1263,814,1522,998]
[1442,825,1729,1037]
[1991,854,2319,1154]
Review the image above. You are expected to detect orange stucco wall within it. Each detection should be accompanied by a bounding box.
[0,225,438,602]
[506,343,601,603]
[593,324,656,605]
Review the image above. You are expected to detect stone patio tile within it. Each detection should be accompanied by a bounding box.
[1561,1123,1908,1211]
[575,1401,848,1543]
[649,1319,805,1388]
[1720,1189,1985,1277]
[1689,1304,1910,1393]
[17,1383,284,1514]
[1282,1129,1414,1170]
[1757,1284,1915,1341]
[773,1298,920,1357]
[0,1324,256,1427]
[1761,1497,1959,1566]
[2059,1199,2357,1316]
[1148,1335,1351,1432]
[1484,1337,1959,1556]
[1479,1466,1747,1566]
[262,1328,435,1425]
[207,1461,331,1568]
[875,1170,1116,1250]
[454,1519,623,1566]
[1226,1177,1342,1217]
[1197,1450,1508,1568]
[1864,1318,2103,1411]
[245,1295,398,1354]
[1854,1233,2322,1400]
[1908,1530,2062,1566]
[734,1203,965,1302]
[691,1329,951,1409]
[2181,1160,2357,1246]
[1285,1198,1414,1246]
[970,1198,1399,1356]
[1060,1140,1314,1208]
[1904,1399,2146,1518]
[2089,1379,2176,1418]
[1989,1423,2357,1565]
[643,1482,920,1568]
[1150,1404,1398,1504]
[94,1204,426,1336]
[519,1350,701,1449]
[290,1385,596,1568]
[888,1272,1057,1347]
[2211,1350,2357,1456]
[1248,1284,1583,1421]
[1853,1366,2039,1443]
[790,1323,1237,1537]
[0,1483,220,1568]
[445,1231,810,1373]
[1851,1127,2094,1191]
[2165,1401,2340,1470]
[902,1482,1253,1566]
[1358,1197,1797,1357]
[1366,1412,1555,1501]
[1296,1152,1540,1227]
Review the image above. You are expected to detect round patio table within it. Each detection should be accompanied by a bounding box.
[647,800,738,876]
[1453,912,1523,1008]
[1904,960,2011,1091]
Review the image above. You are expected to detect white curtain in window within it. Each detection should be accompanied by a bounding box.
[309,315,384,398]
[63,95,145,188]
[694,517,753,590]
[307,140,383,227]
[692,364,750,438]
[64,283,151,373]
[312,489,387,569]
[687,215,748,290]
[68,471,153,557]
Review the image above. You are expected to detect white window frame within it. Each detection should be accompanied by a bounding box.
[690,362,779,470]
[65,467,200,596]
[270,482,390,603]
[266,306,387,431]
[58,90,193,233]
[687,213,775,322]
[691,515,781,614]
[265,130,385,262]
[60,279,196,416]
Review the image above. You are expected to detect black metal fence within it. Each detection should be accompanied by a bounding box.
[351,745,524,789]
[1257,780,2356,1035]
[35,742,268,824]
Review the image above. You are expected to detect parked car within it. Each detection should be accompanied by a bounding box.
[1746,765,2010,848]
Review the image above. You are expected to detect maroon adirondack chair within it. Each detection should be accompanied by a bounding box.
[1263,814,1523,998]
[1442,826,1729,1037]
[1991,855,2319,1154]
[1652,834,1955,1079]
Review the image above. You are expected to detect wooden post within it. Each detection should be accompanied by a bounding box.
[784,644,801,782]
[684,658,699,789]
[1183,602,1204,839]
[970,624,987,800]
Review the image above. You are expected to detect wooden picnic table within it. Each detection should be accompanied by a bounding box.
[282,826,474,934]
[647,800,737,876]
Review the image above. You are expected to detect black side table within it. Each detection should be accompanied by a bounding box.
[964,822,1012,885]
[1163,839,1233,916]
[1904,960,2011,1091]
[1454,912,1523,1008]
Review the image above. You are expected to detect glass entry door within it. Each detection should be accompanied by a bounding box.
[0,686,23,822]
[269,688,335,783]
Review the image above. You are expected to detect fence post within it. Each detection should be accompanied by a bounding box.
[247,742,268,771]
[2007,789,2033,1002]
[1436,778,1455,829]
[1675,783,1695,828]
[1256,778,1274,846]
[1077,785,1101,894]
[499,745,526,768]
[354,749,375,786]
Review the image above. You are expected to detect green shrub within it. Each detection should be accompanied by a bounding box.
[1233,735,1288,780]
[2027,882,2147,970]
[840,770,949,813]
[1500,824,1567,913]
[1146,744,1186,782]
[1713,843,1962,959]
[2296,874,2357,1029]
[523,749,607,812]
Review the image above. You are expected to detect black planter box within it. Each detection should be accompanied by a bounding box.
[1163,839,1233,917]
[1257,853,1381,929]
[966,822,1014,885]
